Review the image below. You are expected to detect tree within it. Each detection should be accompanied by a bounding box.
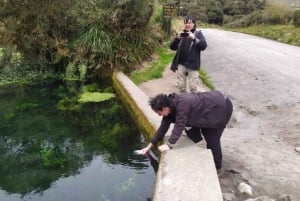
[0,0,79,70]
[0,0,155,78]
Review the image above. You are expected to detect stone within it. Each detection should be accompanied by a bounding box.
[223,192,235,201]
[237,182,253,196]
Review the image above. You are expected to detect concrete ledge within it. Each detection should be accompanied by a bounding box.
[113,71,223,201]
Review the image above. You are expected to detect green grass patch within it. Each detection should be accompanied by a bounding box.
[130,45,175,85]
[199,68,215,90]
[226,24,300,47]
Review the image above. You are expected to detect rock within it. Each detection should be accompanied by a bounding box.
[295,147,300,153]
[223,193,235,201]
[276,194,292,201]
[238,182,253,196]
[244,196,275,201]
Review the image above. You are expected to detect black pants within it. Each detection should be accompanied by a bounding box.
[188,98,233,170]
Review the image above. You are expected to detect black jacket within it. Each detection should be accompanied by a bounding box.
[150,90,232,145]
[170,29,207,72]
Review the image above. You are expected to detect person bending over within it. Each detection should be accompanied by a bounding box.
[141,90,233,170]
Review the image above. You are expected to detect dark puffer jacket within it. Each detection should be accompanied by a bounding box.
[170,29,207,72]
[150,90,232,145]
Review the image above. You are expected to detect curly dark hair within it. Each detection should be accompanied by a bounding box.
[149,94,170,112]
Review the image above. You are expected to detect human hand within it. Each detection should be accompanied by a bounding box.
[158,144,170,152]
[188,32,195,40]
[141,147,151,155]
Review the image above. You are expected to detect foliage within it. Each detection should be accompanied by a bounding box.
[40,146,67,168]
[292,9,300,27]
[222,0,266,16]
[3,112,15,121]
[82,84,99,92]
[0,62,62,87]
[206,0,224,25]
[0,0,78,70]
[16,102,39,112]
[57,97,82,111]
[100,123,136,150]
[226,24,300,46]
[78,92,115,103]
[72,27,113,78]
[0,0,158,82]
[178,0,266,25]
[262,3,292,24]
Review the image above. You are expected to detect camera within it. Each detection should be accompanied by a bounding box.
[180,32,189,37]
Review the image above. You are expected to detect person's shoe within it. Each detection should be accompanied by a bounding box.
[217,168,224,176]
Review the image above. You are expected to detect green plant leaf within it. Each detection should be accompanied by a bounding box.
[78,92,115,103]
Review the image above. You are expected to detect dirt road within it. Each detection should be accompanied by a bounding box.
[139,28,300,201]
[202,29,300,200]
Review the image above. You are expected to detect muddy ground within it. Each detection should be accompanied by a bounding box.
[138,29,300,201]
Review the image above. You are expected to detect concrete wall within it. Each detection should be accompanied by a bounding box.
[113,71,223,201]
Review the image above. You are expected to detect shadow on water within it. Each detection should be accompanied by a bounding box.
[0,80,157,201]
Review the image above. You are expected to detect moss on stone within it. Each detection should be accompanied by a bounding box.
[112,72,156,141]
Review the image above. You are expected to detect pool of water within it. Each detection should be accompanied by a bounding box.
[0,80,156,201]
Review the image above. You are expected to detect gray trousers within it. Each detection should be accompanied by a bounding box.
[177,64,200,93]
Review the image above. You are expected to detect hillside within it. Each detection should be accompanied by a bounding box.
[268,0,300,8]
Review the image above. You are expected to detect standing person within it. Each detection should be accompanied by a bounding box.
[141,90,233,170]
[170,15,207,93]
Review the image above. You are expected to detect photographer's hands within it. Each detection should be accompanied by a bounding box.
[188,32,195,40]
[176,31,195,40]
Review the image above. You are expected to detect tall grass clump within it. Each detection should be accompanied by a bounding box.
[262,4,292,24]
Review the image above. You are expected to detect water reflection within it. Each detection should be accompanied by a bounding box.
[0,81,155,201]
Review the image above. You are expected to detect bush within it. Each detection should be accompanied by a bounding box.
[292,9,300,27]
[262,4,292,24]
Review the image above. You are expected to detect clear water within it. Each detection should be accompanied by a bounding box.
[0,80,156,201]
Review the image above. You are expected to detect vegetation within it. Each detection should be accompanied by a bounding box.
[200,68,215,90]
[78,92,115,103]
[0,0,299,89]
[226,24,300,46]
[130,45,175,84]
[0,0,161,86]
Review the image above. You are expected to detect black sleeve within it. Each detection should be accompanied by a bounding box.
[170,38,180,50]
[150,117,171,145]
[194,30,207,51]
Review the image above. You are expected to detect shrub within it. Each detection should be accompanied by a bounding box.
[262,4,292,24]
[292,9,300,27]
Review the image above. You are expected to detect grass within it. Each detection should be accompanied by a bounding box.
[130,42,215,90]
[199,68,215,90]
[130,44,175,85]
[225,24,300,47]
